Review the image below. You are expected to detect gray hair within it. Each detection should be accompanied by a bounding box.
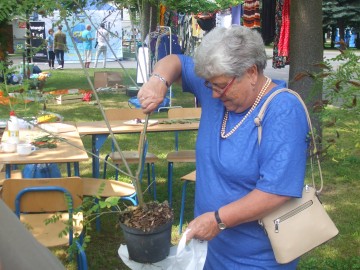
[194,26,267,79]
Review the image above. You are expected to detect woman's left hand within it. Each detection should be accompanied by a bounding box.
[185,212,220,241]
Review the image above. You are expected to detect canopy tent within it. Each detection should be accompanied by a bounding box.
[39,3,123,63]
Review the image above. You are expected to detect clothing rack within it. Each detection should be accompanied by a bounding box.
[149,26,182,111]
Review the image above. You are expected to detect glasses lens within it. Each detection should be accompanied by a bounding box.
[204,81,212,89]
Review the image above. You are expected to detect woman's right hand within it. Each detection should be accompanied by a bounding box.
[138,55,182,114]
[137,76,168,114]
[185,212,221,241]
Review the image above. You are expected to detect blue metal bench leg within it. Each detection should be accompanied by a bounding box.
[147,163,151,194]
[179,180,189,234]
[122,193,139,206]
[115,164,119,180]
[151,163,157,200]
[167,162,174,207]
[76,240,88,270]
[103,154,110,179]
[67,163,71,176]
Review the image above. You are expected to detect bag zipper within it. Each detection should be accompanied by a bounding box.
[274,200,313,233]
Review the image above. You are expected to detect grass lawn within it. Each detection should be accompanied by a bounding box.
[1,66,359,269]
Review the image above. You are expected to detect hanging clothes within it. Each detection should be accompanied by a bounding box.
[155,34,182,61]
[278,0,290,57]
[192,15,202,37]
[272,0,290,69]
[231,4,243,25]
[261,0,276,45]
[243,0,260,28]
[216,9,232,28]
[182,15,194,55]
[196,13,216,32]
[159,5,166,26]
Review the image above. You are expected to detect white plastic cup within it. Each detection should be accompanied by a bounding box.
[0,142,17,153]
[16,143,36,156]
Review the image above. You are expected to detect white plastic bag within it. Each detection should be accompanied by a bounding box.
[118,229,207,270]
[170,229,207,270]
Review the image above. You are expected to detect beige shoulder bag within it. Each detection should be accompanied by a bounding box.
[256,89,339,264]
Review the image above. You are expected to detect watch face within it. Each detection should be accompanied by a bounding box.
[218,222,226,230]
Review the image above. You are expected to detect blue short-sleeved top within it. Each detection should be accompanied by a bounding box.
[46,35,54,51]
[82,30,92,50]
[178,54,309,269]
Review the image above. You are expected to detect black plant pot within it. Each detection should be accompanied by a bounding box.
[120,220,173,263]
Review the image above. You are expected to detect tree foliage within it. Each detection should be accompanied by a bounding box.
[323,0,360,29]
[323,0,360,46]
[163,0,242,14]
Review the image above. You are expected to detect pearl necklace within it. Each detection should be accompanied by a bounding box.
[220,76,271,139]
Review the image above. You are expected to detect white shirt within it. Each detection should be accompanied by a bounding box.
[97,28,109,46]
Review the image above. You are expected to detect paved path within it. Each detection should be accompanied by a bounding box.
[10,48,350,85]
[9,57,137,70]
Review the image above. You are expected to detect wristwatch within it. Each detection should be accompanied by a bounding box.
[214,210,227,230]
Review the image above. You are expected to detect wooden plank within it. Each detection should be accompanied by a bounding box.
[56,94,83,101]
[56,99,82,105]
[55,94,83,104]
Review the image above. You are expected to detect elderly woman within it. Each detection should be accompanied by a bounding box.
[138,26,308,269]
[81,24,94,68]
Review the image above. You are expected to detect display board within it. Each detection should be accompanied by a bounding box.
[29,21,48,62]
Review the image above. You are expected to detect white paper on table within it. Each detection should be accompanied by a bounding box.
[123,119,158,126]
[39,123,77,133]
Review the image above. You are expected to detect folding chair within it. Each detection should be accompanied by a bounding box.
[1,177,87,270]
[103,108,158,199]
[166,107,201,206]
[178,170,196,234]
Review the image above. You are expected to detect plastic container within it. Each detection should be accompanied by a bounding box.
[126,86,139,97]
[7,111,20,144]
[19,63,34,76]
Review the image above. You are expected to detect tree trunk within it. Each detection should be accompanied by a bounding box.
[141,0,158,42]
[289,0,323,144]
[331,25,336,48]
[338,20,345,41]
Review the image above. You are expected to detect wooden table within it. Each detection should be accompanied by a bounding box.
[76,120,199,178]
[0,128,89,178]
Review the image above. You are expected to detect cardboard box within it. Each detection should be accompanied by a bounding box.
[94,72,122,89]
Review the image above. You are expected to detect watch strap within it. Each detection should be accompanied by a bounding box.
[215,210,227,230]
[214,210,222,224]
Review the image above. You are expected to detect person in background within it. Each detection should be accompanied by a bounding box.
[94,22,109,68]
[82,24,94,68]
[54,25,66,70]
[137,26,309,269]
[46,28,55,69]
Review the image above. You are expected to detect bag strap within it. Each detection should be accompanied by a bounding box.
[254,88,323,194]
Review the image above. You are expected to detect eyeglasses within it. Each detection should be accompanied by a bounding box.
[204,77,236,97]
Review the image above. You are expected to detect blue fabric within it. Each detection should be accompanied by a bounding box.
[128,96,170,111]
[46,35,54,51]
[22,163,61,179]
[157,34,182,61]
[231,4,243,25]
[178,54,309,269]
[82,30,92,50]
